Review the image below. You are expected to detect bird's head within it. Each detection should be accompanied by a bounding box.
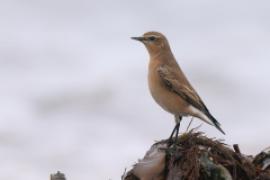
[131,31,171,57]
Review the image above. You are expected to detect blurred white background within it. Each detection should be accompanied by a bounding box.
[0,0,270,179]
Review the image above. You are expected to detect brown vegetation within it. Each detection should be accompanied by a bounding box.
[123,131,270,180]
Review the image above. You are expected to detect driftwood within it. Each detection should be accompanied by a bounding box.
[50,171,66,180]
[123,131,270,180]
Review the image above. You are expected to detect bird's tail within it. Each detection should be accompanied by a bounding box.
[206,113,225,135]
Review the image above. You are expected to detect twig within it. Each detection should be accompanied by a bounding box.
[186,117,194,132]
[233,144,241,154]
[121,168,127,180]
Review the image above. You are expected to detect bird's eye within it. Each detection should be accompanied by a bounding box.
[148,36,156,41]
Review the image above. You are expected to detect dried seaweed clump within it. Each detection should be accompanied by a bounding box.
[123,131,270,180]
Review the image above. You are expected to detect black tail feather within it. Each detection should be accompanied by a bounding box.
[207,113,225,135]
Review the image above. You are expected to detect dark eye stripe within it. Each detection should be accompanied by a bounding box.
[148,36,156,41]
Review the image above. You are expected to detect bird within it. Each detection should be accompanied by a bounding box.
[131,31,225,141]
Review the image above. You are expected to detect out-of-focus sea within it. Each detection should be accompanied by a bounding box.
[0,0,269,179]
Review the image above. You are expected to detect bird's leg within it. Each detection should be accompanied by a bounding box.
[168,123,178,142]
[168,116,182,144]
[174,116,182,141]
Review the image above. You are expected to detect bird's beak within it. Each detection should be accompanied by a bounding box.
[131,36,145,42]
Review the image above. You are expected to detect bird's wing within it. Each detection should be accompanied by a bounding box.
[157,65,209,114]
[157,65,225,134]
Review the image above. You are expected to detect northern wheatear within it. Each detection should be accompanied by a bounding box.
[131,31,225,140]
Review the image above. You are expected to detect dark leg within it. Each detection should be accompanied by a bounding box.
[169,123,179,141]
[174,116,182,140]
[168,116,182,144]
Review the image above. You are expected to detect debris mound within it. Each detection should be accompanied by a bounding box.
[123,131,270,180]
